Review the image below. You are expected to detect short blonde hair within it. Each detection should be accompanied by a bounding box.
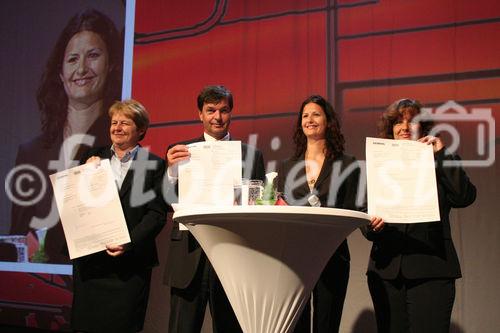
[108,99,150,140]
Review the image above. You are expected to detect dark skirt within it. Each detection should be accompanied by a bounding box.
[71,254,152,333]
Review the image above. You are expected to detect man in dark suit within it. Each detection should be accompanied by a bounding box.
[163,85,265,333]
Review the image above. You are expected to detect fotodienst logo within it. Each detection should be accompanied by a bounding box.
[413,100,495,167]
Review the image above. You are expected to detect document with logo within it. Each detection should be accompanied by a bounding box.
[49,159,130,259]
[366,137,440,223]
[178,141,242,206]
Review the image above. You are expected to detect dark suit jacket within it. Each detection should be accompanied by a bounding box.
[75,146,167,276]
[71,146,167,332]
[276,153,365,262]
[364,149,476,280]
[163,136,265,289]
[10,115,109,263]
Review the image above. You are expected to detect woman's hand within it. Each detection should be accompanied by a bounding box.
[369,216,384,233]
[85,156,101,166]
[105,244,127,257]
[418,135,444,153]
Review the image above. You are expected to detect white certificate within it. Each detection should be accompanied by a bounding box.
[366,137,440,223]
[178,141,242,206]
[49,159,130,259]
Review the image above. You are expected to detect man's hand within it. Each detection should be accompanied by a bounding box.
[166,144,190,177]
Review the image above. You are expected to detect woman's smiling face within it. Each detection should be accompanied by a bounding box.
[59,30,109,107]
[392,110,421,140]
[301,102,327,140]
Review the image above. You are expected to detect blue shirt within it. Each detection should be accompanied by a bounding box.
[110,145,139,189]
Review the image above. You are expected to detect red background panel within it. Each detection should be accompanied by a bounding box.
[342,78,500,111]
[338,0,500,36]
[135,0,215,33]
[337,23,500,82]
[223,0,327,20]
[134,13,327,124]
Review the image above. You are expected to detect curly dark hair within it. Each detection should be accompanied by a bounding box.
[37,8,123,146]
[293,95,345,159]
[378,98,434,139]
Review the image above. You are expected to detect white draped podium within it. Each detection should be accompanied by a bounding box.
[172,205,369,333]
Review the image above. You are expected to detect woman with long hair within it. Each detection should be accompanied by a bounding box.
[276,95,382,332]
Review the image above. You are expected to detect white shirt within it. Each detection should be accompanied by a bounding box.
[204,132,230,142]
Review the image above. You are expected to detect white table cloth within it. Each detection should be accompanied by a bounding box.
[173,205,369,333]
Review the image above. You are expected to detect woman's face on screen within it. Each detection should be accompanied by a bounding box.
[60,31,109,107]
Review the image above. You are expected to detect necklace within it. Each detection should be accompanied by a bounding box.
[308,178,316,185]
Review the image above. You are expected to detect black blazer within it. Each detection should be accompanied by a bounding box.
[363,149,476,280]
[163,136,265,289]
[75,146,167,276]
[276,153,366,262]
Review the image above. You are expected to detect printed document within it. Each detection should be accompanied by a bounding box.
[50,159,130,259]
[178,141,242,206]
[366,137,440,223]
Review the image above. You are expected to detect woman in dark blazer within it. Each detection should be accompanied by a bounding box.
[364,98,476,333]
[276,95,382,333]
[72,100,167,333]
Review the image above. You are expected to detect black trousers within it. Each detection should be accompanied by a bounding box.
[294,254,350,333]
[72,264,151,333]
[368,273,456,333]
[169,254,242,333]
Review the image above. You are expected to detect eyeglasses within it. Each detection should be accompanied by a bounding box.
[396,98,419,110]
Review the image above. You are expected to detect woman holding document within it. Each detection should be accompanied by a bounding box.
[276,95,383,332]
[364,98,476,333]
[72,99,167,333]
